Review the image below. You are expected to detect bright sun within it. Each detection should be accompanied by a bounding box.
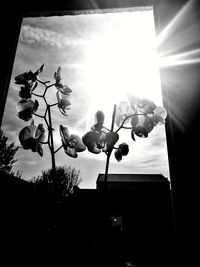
[81,8,163,127]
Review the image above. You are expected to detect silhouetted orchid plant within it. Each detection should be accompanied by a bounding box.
[15,64,81,171]
[82,97,167,182]
[15,64,167,183]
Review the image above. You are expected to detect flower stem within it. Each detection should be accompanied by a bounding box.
[116,113,145,133]
[104,104,116,184]
[54,145,63,154]
[47,105,56,172]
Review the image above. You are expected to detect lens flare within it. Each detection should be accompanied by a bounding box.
[157,0,200,131]
[159,48,200,67]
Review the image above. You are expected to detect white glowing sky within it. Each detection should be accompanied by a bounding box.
[2,7,170,188]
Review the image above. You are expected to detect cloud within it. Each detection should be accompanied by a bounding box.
[20,25,83,49]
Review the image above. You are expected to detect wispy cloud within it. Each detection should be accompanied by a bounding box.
[20,25,83,49]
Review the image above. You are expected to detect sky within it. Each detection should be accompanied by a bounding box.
[1,7,170,188]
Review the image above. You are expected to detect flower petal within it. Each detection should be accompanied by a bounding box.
[35,123,45,142]
[17,99,38,121]
[56,84,72,95]
[103,132,119,152]
[154,106,167,119]
[95,111,105,124]
[115,111,124,127]
[91,122,104,132]
[126,92,138,111]
[130,114,139,128]
[57,91,71,114]
[64,147,78,158]
[137,98,156,114]
[69,134,86,152]
[114,150,122,162]
[15,73,27,84]
[18,109,33,121]
[58,99,71,109]
[115,102,130,127]
[19,125,36,149]
[37,145,43,157]
[60,125,70,147]
[32,99,39,114]
[34,64,44,76]
[143,116,154,133]
[117,101,130,114]
[118,142,129,156]
[91,111,105,132]
[131,130,135,141]
[152,115,165,125]
[19,84,32,99]
[133,126,148,138]
[82,131,101,154]
[54,66,62,84]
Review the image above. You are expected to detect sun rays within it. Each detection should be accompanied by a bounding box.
[156,0,200,131]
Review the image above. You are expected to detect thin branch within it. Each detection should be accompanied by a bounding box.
[49,102,59,107]
[37,140,48,145]
[43,86,49,97]
[104,104,117,184]
[54,145,63,154]
[37,79,55,87]
[116,113,146,133]
[32,92,43,98]
[44,117,50,129]
[34,113,45,119]
[46,83,56,88]
[121,126,132,129]
[43,96,48,106]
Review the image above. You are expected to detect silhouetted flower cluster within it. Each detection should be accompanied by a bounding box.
[15,64,44,120]
[116,95,167,139]
[82,94,167,162]
[14,64,167,179]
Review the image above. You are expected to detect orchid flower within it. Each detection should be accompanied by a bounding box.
[114,142,129,162]
[19,120,45,156]
[18,83,32,99]
[15,64,44,100]
[115,94,167,138]
[15,64,44,88]
[82,111,119,154]
[56,91,71,116]
[16,99,39,121]
[54,67,72,115]
[54,67,72,95]
[60,125,86,158]
[131,106,167,138]
[115,101,136,127]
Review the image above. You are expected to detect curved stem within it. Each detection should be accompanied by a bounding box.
[37,140,48,145]
[121,126,132,129]
[32,92,43,98]
[116,113,145,133]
